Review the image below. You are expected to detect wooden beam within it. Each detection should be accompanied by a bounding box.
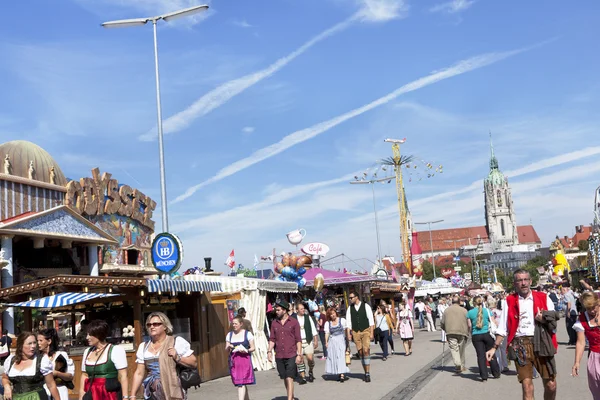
[133,298,142,348]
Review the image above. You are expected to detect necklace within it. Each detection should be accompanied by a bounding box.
[150,339,164,353]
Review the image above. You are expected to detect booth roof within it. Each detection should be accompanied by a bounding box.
[183,274,298,294]
[303,268,377,287]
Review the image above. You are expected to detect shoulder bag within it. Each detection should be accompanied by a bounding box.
[82,345,108,400]
[487,309,497,339]
[374,317,384,344]
[174,337,201,390]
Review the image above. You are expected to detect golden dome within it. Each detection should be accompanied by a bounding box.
[0,140,67,186]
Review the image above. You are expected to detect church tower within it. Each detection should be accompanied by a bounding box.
[484,135,519,250]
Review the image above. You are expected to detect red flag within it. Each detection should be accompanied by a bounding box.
[391,267,398,282]
[225,249,235,269]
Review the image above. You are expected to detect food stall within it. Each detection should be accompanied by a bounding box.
[182,274,297,371]
[0,275,227,396]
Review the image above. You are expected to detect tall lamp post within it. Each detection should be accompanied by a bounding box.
[350,176,391,268]
[415,220,444,279]
[102,5,209,233]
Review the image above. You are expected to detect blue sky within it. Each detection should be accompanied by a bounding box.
[1,0,599,273]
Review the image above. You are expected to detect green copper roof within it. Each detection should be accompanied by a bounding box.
[485,133,505,186]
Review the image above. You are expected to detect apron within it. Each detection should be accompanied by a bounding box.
[228,330,256,387]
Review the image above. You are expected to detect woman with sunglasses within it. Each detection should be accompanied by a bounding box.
[38,328,74,400]
[79,320,129,400]
[2,331,61,400]
[572,291,600,399]
[131,312,197,400]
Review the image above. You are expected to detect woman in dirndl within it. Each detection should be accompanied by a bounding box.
[324,307,349,382]
[573,291,600,399]
[396,302,414,356]
[130,312,196,400]
[226,315,256,400]
[2,332,61,400]
[38,328,75,400]
[79,320,129,400]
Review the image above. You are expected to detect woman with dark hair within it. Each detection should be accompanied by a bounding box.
[38,328,74,400]
[226,315,256,400]
[130,312,197,400]
[1,331,61,400]
[79,320,129,400]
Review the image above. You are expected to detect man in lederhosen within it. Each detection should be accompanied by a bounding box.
[345,292,374,382]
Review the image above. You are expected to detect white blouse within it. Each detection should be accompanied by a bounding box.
[323,318,347,333]
[81,344,128,371]
[136,336,193,364]
[3,355,53,377]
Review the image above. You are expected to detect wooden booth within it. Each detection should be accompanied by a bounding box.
[0,275,230,397]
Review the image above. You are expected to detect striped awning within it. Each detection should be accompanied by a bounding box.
[146,279,222,294]
[8,292,118,308]
[183,275,297,293]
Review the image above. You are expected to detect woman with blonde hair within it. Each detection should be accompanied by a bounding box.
[130,312,197,400]
[466,296,500,382]
[572,291,600,399]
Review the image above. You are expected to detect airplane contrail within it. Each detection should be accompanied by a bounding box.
[139,1,408,141]
[172,46,529,204]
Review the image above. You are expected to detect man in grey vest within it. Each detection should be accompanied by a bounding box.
[345,293,375,382]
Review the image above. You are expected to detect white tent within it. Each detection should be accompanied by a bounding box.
[183,274,297,371]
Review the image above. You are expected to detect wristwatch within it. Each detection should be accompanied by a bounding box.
[493,344,498,350]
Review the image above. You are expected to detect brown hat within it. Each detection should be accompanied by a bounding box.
[275,299,290,309]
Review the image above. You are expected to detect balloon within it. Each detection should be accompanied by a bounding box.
[297,267,307,276]
[314,273,324,292]
[289,255,298,268]
[299,277,306,289]
[276,275,286,282]
[296,255,312,268]
[275,262,285,274]
[282,266,298,280]
[282,254,291,267]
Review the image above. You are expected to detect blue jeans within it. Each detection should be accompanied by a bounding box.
[379,329,390,358]
[418,313,425,328]
[319,330,328,357]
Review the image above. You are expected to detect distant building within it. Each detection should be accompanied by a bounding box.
[414,137,542,272]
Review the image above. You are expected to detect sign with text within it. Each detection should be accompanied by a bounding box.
[151,233,183,274]
[301,242,330,256]
[65,167,156,230]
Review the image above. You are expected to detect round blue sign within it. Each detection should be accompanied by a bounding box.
[151,233,183,274]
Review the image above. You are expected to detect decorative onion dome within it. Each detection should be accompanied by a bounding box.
[0,140,67,186]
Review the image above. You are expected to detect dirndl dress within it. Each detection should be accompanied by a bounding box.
[399,311,414,341]
[325,319,349,375]
[228,330,256,387]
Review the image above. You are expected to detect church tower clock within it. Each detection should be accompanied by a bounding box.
[484,135,519,250]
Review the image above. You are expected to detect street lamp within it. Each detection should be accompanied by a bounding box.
[102,5,209,233]
[415,220,444,279]
[350,176,391,268]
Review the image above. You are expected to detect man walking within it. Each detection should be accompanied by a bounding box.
[268,300,303,400]
[294,302,318,384]
[415,299,425,329]
[440,295,469,373]
[562,284,578,345]
[486,269,557,400]
[429,297,438,329]
[346,293,375,382]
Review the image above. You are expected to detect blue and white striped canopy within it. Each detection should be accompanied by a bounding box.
[8,292,118,308]
[146,279,221,294]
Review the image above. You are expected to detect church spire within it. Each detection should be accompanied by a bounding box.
[489,131,499,170]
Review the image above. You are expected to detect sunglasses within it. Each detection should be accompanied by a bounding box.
[146,322,163,328]
[349,296,356,300]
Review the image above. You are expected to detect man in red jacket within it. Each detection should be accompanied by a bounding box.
[486,269,557,400]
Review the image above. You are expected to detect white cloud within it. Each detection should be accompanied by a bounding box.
[138,0,407,141]
[232,19,254,29]
[430,0,476,14]
[171,46,529,204]
[358,0,409,22]
[241,126,255,134]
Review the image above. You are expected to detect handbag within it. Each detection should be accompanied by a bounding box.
[82,344,109,400]
[0,337,9,358]
[374,316,384,344]
[488,310,498,339]
[174,337,201,390]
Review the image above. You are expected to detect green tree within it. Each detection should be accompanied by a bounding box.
[578,240,589,252]
[520,255,551,286]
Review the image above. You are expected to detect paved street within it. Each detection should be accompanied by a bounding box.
[190,322,593,400]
